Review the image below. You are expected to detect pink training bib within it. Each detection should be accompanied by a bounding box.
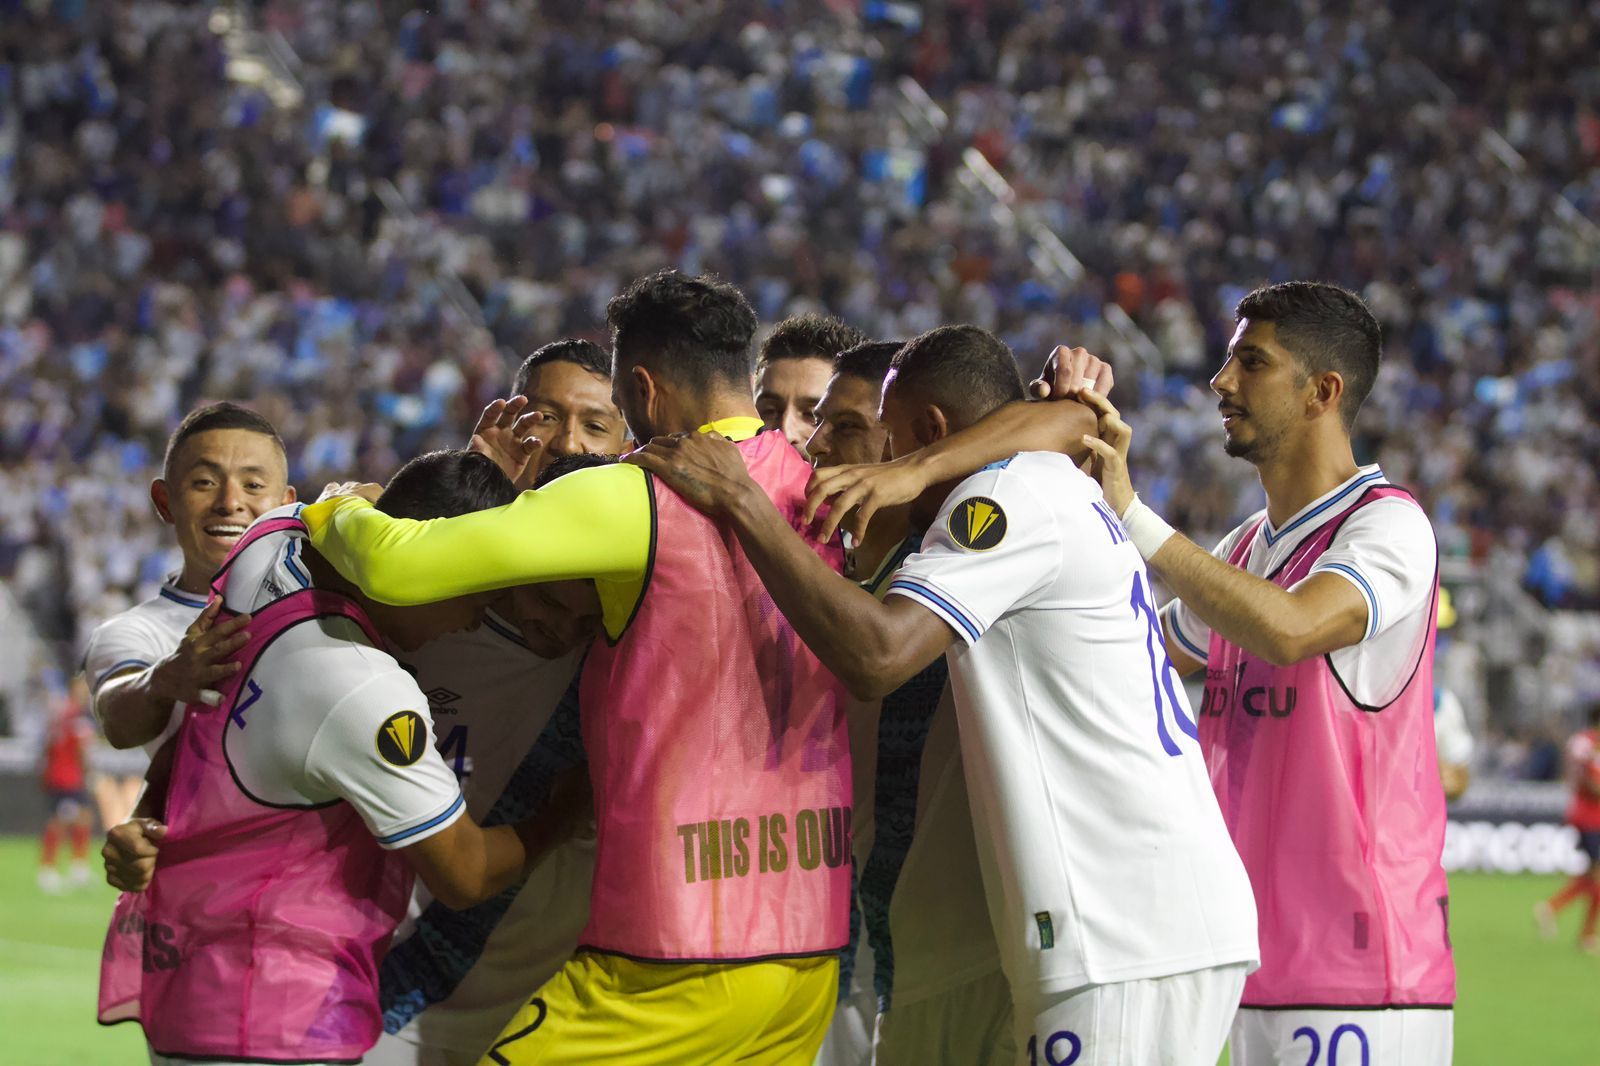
[99,515,414,1062]
[579,431,853,961]
[1200,486,1455,1008]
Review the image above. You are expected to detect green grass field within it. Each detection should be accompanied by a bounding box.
[2,838,1597,1065]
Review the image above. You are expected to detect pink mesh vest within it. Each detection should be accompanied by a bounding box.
[1199,486,1455,1008]
[579,431,852,961]
[98,516,414,1062]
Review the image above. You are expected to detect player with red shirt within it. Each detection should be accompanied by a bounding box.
[39,676,95,893]
[1536,705,1600,953]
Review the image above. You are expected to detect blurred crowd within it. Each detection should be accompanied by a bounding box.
[0,0,1596,766]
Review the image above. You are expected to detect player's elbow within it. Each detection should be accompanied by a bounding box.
[1255,625,1321,668]
[421,871,490,911]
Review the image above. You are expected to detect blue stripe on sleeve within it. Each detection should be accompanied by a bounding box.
[886,578,982,643]
[1167,614,1209,662]
[92,659,153,690]
[1316,562,1381,640]
[377,793,465,847]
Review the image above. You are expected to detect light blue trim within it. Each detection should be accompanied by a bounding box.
[378,794,466,846]
[886,578,982,643]
[1316,562,1381,640]
[93,659,153,689]
[1261,470,1385,546]
[482,613,530,649]
[159,587,208,608]
[1167,613,1209,663]
[978,455,1017,473]
[283,541,312,588]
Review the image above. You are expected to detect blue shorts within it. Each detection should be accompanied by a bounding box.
[46,788,90,820]
[1578,829,1600,865]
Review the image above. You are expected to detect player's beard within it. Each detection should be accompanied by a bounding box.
[1222,415,1286,463]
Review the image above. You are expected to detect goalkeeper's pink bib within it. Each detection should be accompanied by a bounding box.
[1200,485,1455,1008]
[579,430,853,961]
[98,515,413,1062]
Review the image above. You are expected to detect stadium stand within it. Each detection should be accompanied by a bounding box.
[0,0,1595,792]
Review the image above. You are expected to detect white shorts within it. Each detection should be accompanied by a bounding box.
[1013,963,1248,1066]
[877,966,1014,1066]
[365,1028,456,1066]
[814,935,879,1066]
[1230,1006,1453,1066]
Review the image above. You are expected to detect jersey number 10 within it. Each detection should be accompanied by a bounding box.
[1130,571,1197,757]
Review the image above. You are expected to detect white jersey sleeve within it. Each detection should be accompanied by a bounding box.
[1303,496,1436,644]
[1159,517,1260,667]
[302,666,467,849]
[886,462,1062,644]
[81,585,204,755]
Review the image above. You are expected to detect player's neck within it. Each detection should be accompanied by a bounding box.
[665,388,759,436]
[849,504,913,581]
[174,561,214,597]
[1255,433,1360,528]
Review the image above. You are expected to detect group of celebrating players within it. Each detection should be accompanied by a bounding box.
[86,269,1455,1066]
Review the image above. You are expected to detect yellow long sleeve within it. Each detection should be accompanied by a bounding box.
[302,463,654,636]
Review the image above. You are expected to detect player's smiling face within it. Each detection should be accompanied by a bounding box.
[806,373,890,469]
[1210,318,1304,463]
[153,429,295,581]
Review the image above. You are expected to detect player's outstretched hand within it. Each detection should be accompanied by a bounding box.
[623,432,755,516]
[149,599,250,709]
[469,397,546,491]
[104,818,166,893]
[805,456,929,544]
[317,481,384,504]
[1077,389,1135,516]
[1029,345,1115,401]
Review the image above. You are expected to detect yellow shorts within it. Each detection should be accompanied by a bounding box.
[478,951,839,1065]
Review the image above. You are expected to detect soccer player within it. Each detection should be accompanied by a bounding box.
[506,338,629,479]
[99,451,586,1066]
[811,339,1014,1066]
[755,312,867,453]
[84,403,291,755]
[37,675,94,893]
[300,270,852,1065]
[1535,704,1600,954]
[1073,283,1455,1064]
[628,324,1259,1066]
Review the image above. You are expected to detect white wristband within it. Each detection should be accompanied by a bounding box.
[1118,494,1177,560]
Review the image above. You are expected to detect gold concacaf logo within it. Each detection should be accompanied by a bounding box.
[949,496,1007,551]
[376,710,426,767]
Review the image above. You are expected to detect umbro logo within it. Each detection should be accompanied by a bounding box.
[425,687,461,706]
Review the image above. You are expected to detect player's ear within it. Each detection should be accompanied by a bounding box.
[915,404,950,447]
[150,479,176,525]
[280,484,299,505]
[1309,370,1345,419]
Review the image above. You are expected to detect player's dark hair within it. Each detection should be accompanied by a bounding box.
[605,269,759,393]
[833,340,905,386]
[513,338,611,397]
[162,402,286,480]
[534,453,618,488]
[1234,282,1382,430]
[376,450,518,520]
[757,313,867,374]
[887,325,1025,428]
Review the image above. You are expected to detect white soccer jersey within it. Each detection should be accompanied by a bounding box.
[886,453,1258,996]
[374,622,594,1062]
[81,576,207,755]
[217,505,465,849]
[1162,465,1437,708]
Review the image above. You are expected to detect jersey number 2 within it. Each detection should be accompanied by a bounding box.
[1130,571,1197,756]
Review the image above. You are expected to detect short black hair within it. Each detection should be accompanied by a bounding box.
[163,402,286,480]
[833,340,904,387]
[886,325,1025,427]
[605,269,759,393]
[757,314,867,374]
[1235,282,1382,429]
[513,338,611,397]
[535,452,618,488]
[376,450,518,520]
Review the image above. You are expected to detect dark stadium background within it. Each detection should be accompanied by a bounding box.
[0,1,1595,1062]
